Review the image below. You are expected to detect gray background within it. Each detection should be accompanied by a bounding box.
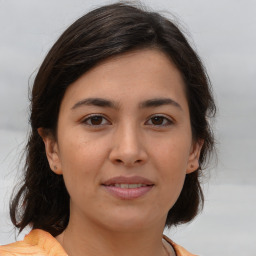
[0,0,256,255]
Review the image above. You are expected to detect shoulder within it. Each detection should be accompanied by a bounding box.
[162,235,199,256]
[0,230,198,256]
[0,229,67,256]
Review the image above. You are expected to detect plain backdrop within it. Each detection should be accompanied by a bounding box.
[0,0,256,255]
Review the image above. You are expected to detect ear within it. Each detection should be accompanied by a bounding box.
[38,128,62,175]
[186,139,204,174]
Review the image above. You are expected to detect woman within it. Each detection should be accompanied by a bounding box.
[0,2,216,256]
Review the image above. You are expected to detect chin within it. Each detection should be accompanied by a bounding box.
[99,209,160,232]
[106,219,148,232]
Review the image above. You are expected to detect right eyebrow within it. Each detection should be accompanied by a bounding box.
[71,98,119,110]
[139,98,182,110]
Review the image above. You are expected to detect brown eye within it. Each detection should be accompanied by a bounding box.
[146,115,173,127]
[151,116,165,125]
[83,115,110,126]
[90,116,103,125]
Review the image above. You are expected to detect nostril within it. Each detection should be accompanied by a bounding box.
[114,158,144,165]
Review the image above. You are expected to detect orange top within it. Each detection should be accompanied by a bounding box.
[0,229,198,256]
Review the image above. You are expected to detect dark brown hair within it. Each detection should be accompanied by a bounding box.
[10,2,216,236]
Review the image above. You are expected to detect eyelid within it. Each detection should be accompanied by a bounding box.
[81,114,111,126]
[145,114,174,126]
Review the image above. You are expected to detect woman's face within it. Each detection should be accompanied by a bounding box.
[43,49,202,232]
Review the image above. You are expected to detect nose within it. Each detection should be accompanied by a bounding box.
[109,123,148,167]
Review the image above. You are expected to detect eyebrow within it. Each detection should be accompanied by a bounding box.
[71,98,119,110]
[139,98,182,110]
[71,97,182,111]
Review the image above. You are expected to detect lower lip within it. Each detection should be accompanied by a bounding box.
[102,185,153,200]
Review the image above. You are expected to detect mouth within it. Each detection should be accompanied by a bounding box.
[102,176,154,200]
[106,183,151,188]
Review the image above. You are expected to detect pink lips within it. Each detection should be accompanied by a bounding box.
[102,176,154,200]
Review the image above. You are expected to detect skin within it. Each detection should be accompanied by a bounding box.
[39,49,203,256]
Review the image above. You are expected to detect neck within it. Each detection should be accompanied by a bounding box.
[56,210,169,256]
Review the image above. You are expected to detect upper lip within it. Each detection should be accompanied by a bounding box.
[102,176,154,186]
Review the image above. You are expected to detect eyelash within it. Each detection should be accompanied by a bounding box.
[82,114,110,127]
[145,115,174,127]
[81,114,174,127]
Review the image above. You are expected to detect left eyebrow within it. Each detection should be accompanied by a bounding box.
[139,98,183,111]
[71,98,119,110]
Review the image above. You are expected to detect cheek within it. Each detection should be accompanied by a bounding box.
[57,133,108,194]
[150,136,191,208]
[59,131,105,170]
[152,137,191,176]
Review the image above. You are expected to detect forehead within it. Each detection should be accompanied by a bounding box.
[60,49,188,111]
